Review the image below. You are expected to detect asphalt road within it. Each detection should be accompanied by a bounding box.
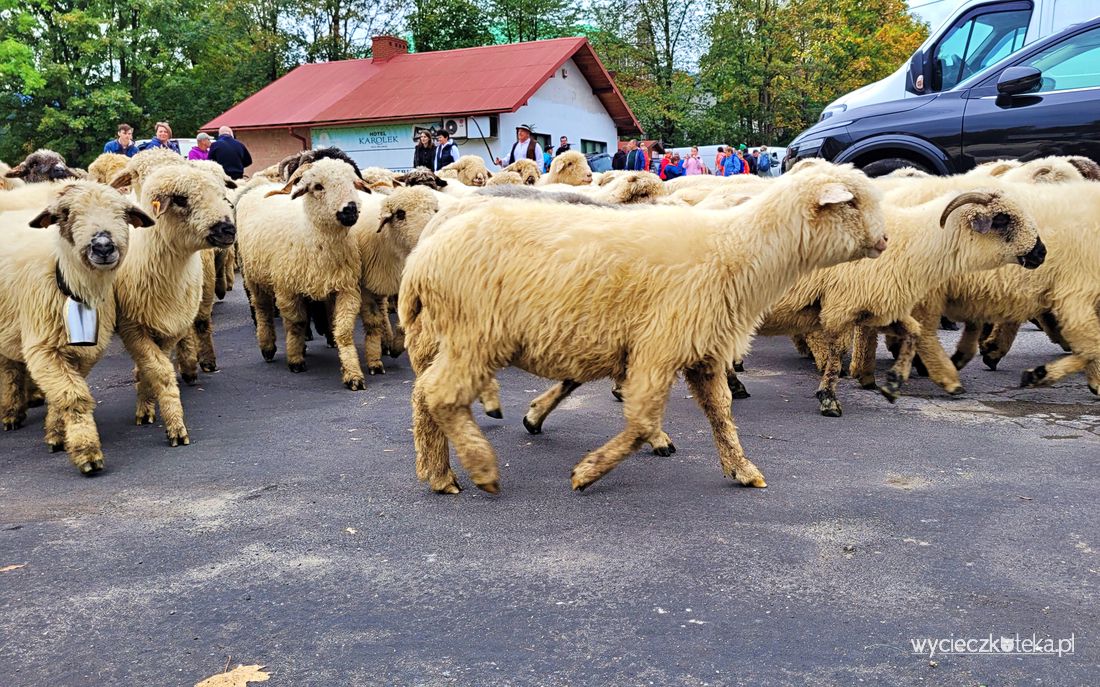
[1,283,1097,686]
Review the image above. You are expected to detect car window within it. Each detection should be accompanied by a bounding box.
[935,9,1032,91]
[1022,25,1100,92]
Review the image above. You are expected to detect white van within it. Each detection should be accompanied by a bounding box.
[818,0,1097,121]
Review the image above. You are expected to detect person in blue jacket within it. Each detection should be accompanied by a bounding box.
[103,123,138,157]
[138,122,181,154]
[662,153,686,180]
[721,149,743,176]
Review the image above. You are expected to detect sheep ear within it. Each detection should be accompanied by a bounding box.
[970,214,994,233]
[435,177,448,188]
[1067,157,1100,181]
[126,206,156,228]
[817,183,854,206]
[353,178,374,194]
[28,209,57,228]
[223,178,238,189]
[5,164,26,179]
[264,177,297,198]
[109,170,133,189]
[485,170,493,179]
[149,197,170,217]
[290,185,309,200]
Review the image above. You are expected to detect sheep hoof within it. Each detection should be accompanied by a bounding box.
[858,376,877,390]
[181,372,198,386]
[135,412,155,425]
[48,441,64,453]
[816,390,842,417]
[653,443,676,457]
[477,480,500,495]
[729,378,751,399]
[733,361,745,373]
[167,432,190,447]
[950,352,967,370]
[367,362,385,375]
[3,418,23,431]
[432,481,461,495]
[879,383,901,403]
[522,415,542,435]
[611,388,624,402]
[485,408,503,420]
[913,356,929,377]
[947,385,966,396]
[1021,366,1047,388]
[1089,383,1099,396]
[981,354,1000,371]
[200,361,218,373]
[261,346,276,361]
[344,377,365,391]
[78,458,104,475]
[288,362,307,373]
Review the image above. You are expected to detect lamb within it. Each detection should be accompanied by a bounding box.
[484,170,525,186]
[114,165,237,446]
[235,159,371,389]
[538,150,592,185]
[437,155,491,186]
[0,182,153,473]
[87,153,130,185]
[354,187,442,374]
[502,158,541,185]
[732,189,1044,417]
[903,180,1100,397]
[399,162,888,494]
[5,149,78,183]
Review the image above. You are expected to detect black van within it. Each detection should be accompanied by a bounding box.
[784,16,1100,176]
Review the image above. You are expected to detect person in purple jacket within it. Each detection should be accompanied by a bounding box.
[188,132,212,160]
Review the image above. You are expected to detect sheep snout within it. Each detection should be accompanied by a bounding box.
[336,202,359,227]
[867,234,889,258]
[206,220,237,247]
[1017,236,1046,270]
[87,233,120,268]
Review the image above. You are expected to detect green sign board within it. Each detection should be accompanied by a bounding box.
[312,123,436,152]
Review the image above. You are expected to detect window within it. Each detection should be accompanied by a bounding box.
[1022,26,1100,92]
[934,8,1032,90]
[581,139,607,154]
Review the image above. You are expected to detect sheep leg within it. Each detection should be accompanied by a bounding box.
[43,403,65,452]
[195,252,217,372]
[278,291,309,373]
[0,357,28,431]
[195,315,217,373]
[814,332,849,417]
[121,327,190,447]
[791,334,814,359]
[25,375,44,407]
[380,296,404,358]
[725,368,750,399]
[806,330,835,373]
[213,248,228,300]
[359,289,387,375]
[685,360,766,487]
[1036,311,1071,352]
[950,322,982,370]
[524,380,582,435]
[225,243,238,292]
[478,376,502,418]
[570,364,674,491]
[248,281,278,361]
[23,345,104,474]
[175,331,199,385]
[407,326,460,493]
[419,352,500,493]
[880,316,922,403]
[913,308,965,395]
[976,322,1017,371]
[332,289,366,390]
[1022,299,1100,393]
[849,326,879,389]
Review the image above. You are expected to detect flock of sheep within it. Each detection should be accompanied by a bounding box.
[1,145,1097,495]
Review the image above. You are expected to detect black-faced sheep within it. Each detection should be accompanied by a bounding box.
[400,163,888,494]
[0,182,153,473]
[4,149,78,183]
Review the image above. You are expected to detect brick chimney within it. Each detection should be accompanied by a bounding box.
[372,36,408,62]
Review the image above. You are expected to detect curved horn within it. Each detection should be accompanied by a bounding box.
[940,191,997,228]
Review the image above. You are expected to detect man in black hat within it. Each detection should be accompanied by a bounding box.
[495,123,542,167]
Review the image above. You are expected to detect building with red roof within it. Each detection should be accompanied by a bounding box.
[202,36,642,175]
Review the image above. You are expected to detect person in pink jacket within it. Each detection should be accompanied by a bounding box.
[683,146,706,175]
[188,132,212,161]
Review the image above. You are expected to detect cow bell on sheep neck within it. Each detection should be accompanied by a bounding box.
[56,263,98,346]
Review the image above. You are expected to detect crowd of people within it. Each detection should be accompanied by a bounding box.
[102,122,253,179]
[613,140,774,180]
[414,124,579,173]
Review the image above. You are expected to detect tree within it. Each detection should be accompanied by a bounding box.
[408,0,492,52]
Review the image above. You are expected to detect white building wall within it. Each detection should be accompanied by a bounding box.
[310,58,621,172]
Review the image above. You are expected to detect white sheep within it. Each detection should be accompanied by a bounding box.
[87,153,130,185]
[735,189,1044,416]
[0,182,153,473]
[502,158,541,185]
[538,150,592,185]
[399,162,887,494]
[437,155,491,187]
[114,165,238,446]
[235,159,371,390]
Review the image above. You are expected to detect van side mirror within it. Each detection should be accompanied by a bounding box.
[997,66,1042,96]
[907,51,926,93]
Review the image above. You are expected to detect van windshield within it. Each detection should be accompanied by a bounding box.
[934,8,1032,91]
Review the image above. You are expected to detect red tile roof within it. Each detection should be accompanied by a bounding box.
[203,37,642,136]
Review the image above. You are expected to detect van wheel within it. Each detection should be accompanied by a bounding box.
[861,158,932,178]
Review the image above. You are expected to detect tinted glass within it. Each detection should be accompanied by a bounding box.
[935,9,1032,90]
[1023,25,1100,92]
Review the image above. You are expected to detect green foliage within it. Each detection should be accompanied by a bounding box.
[408,0,492,52]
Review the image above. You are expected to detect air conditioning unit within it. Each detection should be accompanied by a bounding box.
[442,117,467,138]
